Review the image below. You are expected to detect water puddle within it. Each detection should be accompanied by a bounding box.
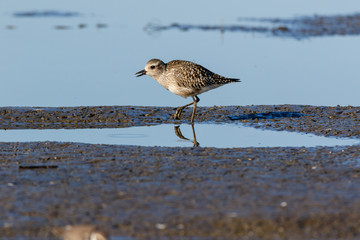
[0,124,358,148]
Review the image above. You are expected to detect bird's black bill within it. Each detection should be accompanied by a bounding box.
[135,69,146,77]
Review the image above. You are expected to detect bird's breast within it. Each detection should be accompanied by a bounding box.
[154,74,198,98]
[168,85,196,98]
[154,75,170,90]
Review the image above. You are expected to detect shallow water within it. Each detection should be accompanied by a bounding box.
[0,124,358,148]
[1,1,360,107]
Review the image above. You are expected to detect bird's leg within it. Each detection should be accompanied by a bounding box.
[191,123,199,147]
[190,96,200,123]
[174,96,200,121]
[174,101,195,120]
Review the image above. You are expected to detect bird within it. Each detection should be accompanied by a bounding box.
[136,59,240,123]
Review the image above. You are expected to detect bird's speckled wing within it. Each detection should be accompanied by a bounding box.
[166,60,239,89]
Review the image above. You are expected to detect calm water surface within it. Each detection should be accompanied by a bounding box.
[1,0,360,107]
[0,124,358,148]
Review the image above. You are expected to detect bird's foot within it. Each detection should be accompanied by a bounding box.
[174,108,183,120]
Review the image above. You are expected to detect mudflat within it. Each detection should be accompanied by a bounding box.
[1,105,360,239]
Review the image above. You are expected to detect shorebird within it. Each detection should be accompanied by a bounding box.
[136,59,240,123]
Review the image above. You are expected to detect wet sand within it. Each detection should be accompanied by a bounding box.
[1,105,360,239]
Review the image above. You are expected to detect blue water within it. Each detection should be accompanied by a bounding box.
[0,124,358,148]
[1,0,360,107]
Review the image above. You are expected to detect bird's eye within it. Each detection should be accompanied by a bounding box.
[150,65,156,69]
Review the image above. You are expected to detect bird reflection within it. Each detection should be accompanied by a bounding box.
[174,124,199,147]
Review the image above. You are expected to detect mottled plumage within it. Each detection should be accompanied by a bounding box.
[136,59,240,123]
[167,60,238,91]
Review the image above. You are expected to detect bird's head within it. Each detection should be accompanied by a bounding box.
[135,59,166,79]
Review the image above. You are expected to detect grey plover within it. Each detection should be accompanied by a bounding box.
[136,59,240,123]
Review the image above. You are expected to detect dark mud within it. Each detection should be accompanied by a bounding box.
[145,13,360,39]
[1,105,360,239]
[1,105,360,138]
[13,11,80,18]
